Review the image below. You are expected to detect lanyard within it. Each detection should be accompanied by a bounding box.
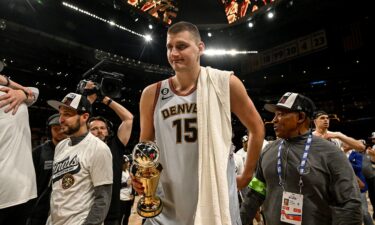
[277,134,312,193]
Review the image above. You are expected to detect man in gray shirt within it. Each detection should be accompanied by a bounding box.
[240,92,362,225]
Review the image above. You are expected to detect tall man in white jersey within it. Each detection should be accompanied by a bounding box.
[132,21,265,225]
[47,93,113,225]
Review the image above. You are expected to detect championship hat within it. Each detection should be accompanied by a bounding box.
[264,92,316,118]
[47,92,92,114]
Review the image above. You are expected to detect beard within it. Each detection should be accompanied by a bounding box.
[62,117,81,135]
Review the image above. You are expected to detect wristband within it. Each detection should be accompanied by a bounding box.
[107,98,113,106]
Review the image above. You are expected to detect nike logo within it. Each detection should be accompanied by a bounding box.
[161,95,173,100]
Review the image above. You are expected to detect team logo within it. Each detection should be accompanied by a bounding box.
[62,173,75,189]
[161,88,172,100]
[161,88,169,95]
[52,155,81,183]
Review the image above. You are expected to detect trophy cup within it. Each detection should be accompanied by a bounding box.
[132,141,163,218]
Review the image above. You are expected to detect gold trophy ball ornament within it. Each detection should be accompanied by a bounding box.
[132,141,163,218]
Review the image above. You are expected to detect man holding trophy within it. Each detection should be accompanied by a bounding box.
[132,21,264,225]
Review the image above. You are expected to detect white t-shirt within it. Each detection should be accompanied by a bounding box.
[233,153,244,175]
[49,132,113,225]
[236,148,247,167]
[120,170,133,201]
[0,90,37,208]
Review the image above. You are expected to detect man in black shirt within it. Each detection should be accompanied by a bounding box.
[28,113,67,225]
[86,81,134,225]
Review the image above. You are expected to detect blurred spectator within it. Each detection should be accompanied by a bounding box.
[313,110,365,151]
[119,155,134,225]
[27,113,67,225]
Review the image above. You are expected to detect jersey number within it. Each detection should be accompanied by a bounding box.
[172,118,197,143]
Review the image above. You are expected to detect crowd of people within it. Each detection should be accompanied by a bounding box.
[1,21,374,225]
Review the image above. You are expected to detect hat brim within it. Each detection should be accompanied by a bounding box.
[48,115,60,126]
[47,100,74,112]
[264,103,292,113]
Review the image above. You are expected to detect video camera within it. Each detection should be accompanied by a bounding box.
[76,70,124,99]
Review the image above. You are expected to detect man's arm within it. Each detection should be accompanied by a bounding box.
[103,96,133,146]
[327,131,365,151]
[328,150,362,224]
[85,81,134,146]
[82,184,112,225]
[139,83,158,141]
[131,83,158,195]
[0,74,38,114]
[84,142,113,225]
[229,75,265,189]
[240,160,266,225]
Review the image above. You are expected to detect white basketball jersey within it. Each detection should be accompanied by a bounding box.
[148,78,241,225]
[150,78,199,225]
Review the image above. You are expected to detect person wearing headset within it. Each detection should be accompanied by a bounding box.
[28,113,67,225]
[86,81,134,225]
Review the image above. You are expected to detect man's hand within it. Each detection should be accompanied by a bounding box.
[0,87,27,115]
[130,173,145,195]
[237,174,252,190]
[84,81,99,104]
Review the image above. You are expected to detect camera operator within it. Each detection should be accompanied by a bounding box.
[85,81,134,225]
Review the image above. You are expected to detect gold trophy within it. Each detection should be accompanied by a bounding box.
[131,141,163,218]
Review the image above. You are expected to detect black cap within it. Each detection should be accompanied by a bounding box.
[264,92,316,118]
[47,113,60,126]
[47,92,92,114]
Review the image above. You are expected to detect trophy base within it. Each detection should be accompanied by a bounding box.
[137,196,163,218]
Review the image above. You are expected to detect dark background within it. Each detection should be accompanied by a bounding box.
[0,0,373,149]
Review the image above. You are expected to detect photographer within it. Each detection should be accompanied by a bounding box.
[85,81,134,225]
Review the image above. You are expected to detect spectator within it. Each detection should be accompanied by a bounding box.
[46,93,113,225]
[342,142,374,225]
[86,80,134,225]
[240,92,362,225]
[313,110,365,151]
[119,155,134,225]
[28,113,67,225]
[0,74,39,225]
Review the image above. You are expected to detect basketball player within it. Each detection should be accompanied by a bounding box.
[132,21,264,225]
